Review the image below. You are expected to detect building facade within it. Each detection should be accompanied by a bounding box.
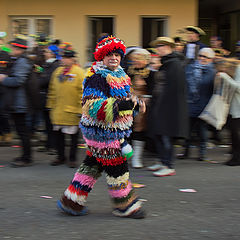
[199,0,240,52]
[0,0,197,65]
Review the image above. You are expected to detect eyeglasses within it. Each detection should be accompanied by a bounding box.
[156,44,165,48]
[198,54,211,59]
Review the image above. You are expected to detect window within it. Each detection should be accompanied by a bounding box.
[87,16,114,62]
[10,16,53,37]
[141,17,168,48]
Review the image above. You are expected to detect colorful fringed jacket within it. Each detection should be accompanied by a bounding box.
[80,63,133,166]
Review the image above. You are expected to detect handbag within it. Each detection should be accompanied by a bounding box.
[199,93,229,130]
[199,74,236,130]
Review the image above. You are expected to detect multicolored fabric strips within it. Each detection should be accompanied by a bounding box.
[61,155,141,216]
[80,65,133,166]
[59,63,141,217]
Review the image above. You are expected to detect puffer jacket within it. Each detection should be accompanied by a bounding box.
[186,61,215,117]
[1,54,32,113]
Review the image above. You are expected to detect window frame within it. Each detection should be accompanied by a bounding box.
[140,15,168,48]
[9,15,54,37]
[87,15,115,62]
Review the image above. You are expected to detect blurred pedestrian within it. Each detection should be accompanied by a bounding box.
[47,43,84,168]
[0,46,12,143]
[215,59,240,166]
[37,44,60,154]
[210,36,230,58]
[127,48,151,168]
[174,36,185,54]
[184,26,206,64]
[147,37,189,177]
[0,36,32,167]
[57,36,146,218]
[26,34,50,139]
[148,52,161,72]
[0,32,12,143]
[178,48,216,161]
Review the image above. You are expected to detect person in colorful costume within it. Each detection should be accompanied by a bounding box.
[57,36,146,218]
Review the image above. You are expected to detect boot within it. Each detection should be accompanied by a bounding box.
[132,140,144,168]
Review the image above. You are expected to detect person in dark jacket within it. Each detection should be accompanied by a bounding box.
[184,26,207,64]
[0,49,12,143]
[147,37,189,177]
[178,48,216,161]
[37,45,60,154]
[0,37,32,167]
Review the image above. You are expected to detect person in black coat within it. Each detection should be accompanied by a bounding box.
[0,50,12,143]
[38,45,60,153]
[0,37,32,167]
[147,37,189,177]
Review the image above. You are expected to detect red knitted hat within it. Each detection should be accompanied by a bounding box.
[93,36,126,61]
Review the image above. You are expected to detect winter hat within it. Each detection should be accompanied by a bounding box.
[125,46,142,56]
[60,42,76,58]
[9,35,28,49]
[131,48,151,62]
[199,48,215,59]
[36,34,50,46]
[48,44,61,60]
[93,36,126,61]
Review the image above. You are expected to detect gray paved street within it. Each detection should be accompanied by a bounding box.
[0,143,240,240]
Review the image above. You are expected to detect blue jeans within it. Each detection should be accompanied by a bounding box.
[185,117,207,157]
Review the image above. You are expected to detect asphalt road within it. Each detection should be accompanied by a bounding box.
[0,144,239,240]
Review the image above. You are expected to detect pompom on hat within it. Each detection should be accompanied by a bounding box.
[93,36,126,61]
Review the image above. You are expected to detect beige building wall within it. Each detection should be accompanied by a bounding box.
[0,0,197,65]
